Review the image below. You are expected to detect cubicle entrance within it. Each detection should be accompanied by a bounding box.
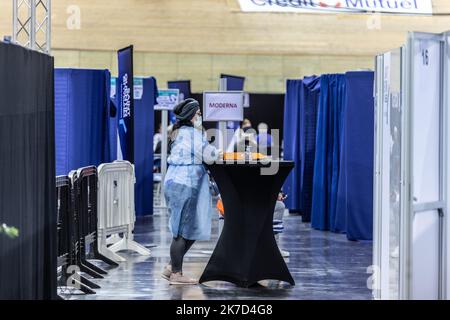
[404,32,446,300]
[374,31,449,300]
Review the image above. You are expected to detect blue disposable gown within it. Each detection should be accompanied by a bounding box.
[164,126,220,240]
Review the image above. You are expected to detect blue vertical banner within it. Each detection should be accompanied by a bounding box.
[134,77,158,216]
[117,45,134,162]
[109,77,118,161]
[168,80,191,124]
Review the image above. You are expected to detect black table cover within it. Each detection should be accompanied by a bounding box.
[199,160,295,287]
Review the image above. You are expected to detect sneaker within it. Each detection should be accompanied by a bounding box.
[280,250,290,258]
[169,272,198,285]
[161,264,172,280]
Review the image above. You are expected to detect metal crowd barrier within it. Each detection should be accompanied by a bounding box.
[56,166,125,296]
[56,176,71,274]
[97,161,151,262]
[57,163,153,296]
[72,167,119,273]
[56,175,97,295]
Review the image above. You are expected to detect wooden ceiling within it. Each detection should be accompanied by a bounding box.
[1,0,450,56]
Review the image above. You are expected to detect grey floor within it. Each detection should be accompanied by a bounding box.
[63,214,373,300]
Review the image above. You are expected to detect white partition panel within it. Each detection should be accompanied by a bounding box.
[411,211,440,299]
[373,54,383,300]
[381,53,392,295]
[444,31,450,301]
[411,39,441,203]
[373,49,403,300]
[405,32,445,300]
[375,30,450,300]
[387,49,403,300]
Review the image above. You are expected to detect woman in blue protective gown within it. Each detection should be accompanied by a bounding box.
[161,98,221,285]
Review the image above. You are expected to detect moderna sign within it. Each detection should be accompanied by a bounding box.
[238,0,433,15]
[203,91,244,122]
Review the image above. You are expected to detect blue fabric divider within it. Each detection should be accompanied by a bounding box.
[283,72,374,241]
[337,71,374,240]
[134,77,158,216]
[311,74,346,232]
[221,74,245,131]
[168,80,192,123]
[283,79,303,212]
[220,74,245,91]
[168,80,191,99]
[55,69,112,176]
[300,76,321,222]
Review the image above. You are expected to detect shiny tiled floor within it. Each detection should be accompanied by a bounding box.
[64,214,373,300]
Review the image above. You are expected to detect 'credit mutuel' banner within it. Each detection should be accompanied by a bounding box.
[238,0,433,15]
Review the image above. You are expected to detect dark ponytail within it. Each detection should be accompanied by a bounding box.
[168,120,194,154]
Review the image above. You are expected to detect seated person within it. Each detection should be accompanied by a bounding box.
[274,192,289,258]
[256,122,273,156]
[153,123,162,153]
[227,119,258,153]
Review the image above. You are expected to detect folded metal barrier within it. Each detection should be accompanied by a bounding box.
[56,175,97,295]
[75,166,119,269]
[97,161,151,262]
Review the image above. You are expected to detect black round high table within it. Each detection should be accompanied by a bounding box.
[199,160,295,287]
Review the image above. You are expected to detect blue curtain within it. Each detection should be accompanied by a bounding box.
[283,80,303,212]
[284,72,374,241]
[221,74,245,131]
[336,71,374,240]
[134,77,158,216]
[221,74,245,91]
[55,69,112,175]
[311,74,346,232]
[168,80,191,124]
[299,76,320,222]
[168,80,191,99]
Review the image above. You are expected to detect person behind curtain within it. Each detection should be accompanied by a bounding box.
[256,122,273,156]
[274,192,290,258]
[153,123,162,154]
[161,98,221,285]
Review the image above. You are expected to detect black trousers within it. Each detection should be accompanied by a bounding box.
[170,236,195,273]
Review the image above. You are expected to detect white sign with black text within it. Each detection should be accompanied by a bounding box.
[203,91,244,122]
[155,89,180,111]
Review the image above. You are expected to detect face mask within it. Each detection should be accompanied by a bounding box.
[194,116,202,128]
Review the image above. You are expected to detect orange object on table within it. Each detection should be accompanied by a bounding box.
[223,152,267,161]
[217,199,224,217]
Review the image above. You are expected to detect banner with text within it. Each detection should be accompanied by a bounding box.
[238,0,433,15]
[134,77,144,100]
[117,45,134,162]
[155,89,180,111]
[203,91,244,122]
